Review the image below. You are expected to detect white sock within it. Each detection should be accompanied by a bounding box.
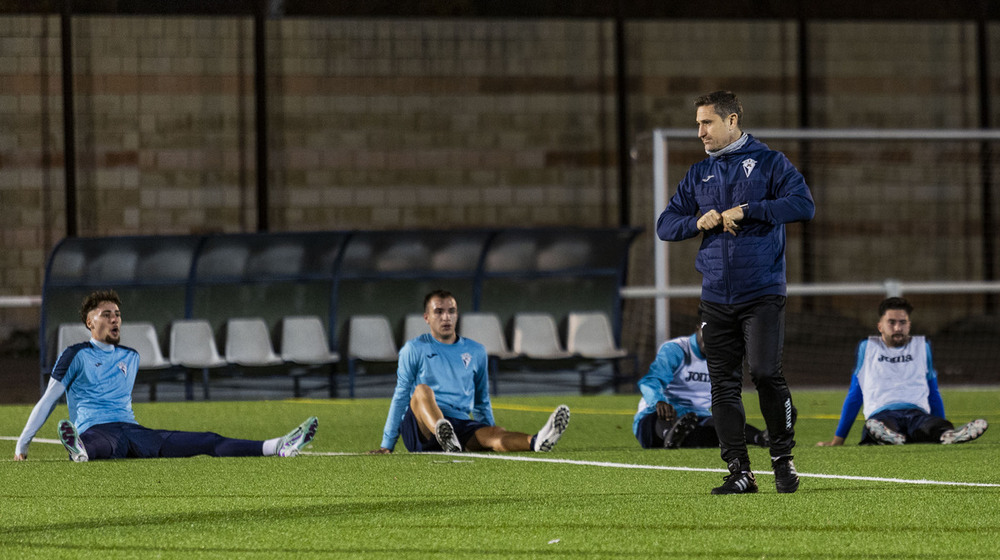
[262,437,282,456]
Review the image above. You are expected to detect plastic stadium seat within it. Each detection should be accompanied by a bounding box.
[225,318,283,367]
[120,322,174,401]
[459,312,519,360]
[403,313,431,342]
[169,319,228,400]
[511,313,573,359]
[566,311,636,393]
[346,315,399,398]
[459,312,520,394]
[566,311,628,359]
[280,316,341,398]
[56,323,91,354]
[121,322,171,369]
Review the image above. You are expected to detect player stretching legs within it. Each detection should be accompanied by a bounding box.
[372,290,570,454]
[14,289,319,462]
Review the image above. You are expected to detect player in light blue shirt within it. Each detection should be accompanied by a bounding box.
[15,289,318,462]
[372,290,569,454]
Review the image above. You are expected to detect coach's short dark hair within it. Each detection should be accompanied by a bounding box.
[80,289,122,324]
[878,297,913,318]
[423,289,456,311]
[695,90,743,128]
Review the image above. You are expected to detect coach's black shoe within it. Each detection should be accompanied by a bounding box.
[711,459,757,495]
[772,455,799,494]
[664,412,698,449]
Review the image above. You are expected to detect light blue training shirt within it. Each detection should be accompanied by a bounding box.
[380,333,493,451]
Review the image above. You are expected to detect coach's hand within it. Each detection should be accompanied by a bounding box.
[816,436,845,447]
[720,205,745,235]
[14,453,27,461]
[368,447,392,455]
[696,209,722,231]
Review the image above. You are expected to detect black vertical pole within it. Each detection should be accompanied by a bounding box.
[61,0,77,237]
[977,16,996,311]
[797,18,814,307]
[614,7,630,227]
[254,0,269,231]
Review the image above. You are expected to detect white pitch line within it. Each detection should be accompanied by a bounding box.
[452,452,1000,488]
[9,438,998,487]
[0,436,59,444]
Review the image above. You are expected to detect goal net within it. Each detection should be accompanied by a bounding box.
[624,129,1000,385]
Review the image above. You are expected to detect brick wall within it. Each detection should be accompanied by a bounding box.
[1,16,998,352]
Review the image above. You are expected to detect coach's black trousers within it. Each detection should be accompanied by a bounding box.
[700,295,796,465]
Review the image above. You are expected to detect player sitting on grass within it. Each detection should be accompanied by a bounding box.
[817,297,988,447]
[14,289,317,462]
[635,325,769,449]
[371,289,569,454]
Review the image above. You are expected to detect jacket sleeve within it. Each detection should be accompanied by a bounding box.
[744,153,815,225]
[656,170,703,242]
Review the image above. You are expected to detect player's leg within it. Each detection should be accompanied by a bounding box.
[63,421,128,461]
[465,405,569,452]
[862,411,907,445]
[135,425,266,458]
[465,425,531,452]
[906,410,954,443]
[408,384,460,451]
[676,416,720,448]
[635,412,666,448]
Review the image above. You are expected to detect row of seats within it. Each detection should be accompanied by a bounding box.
[349,311,634,396]
[56,316,339,400]
[55,310,633,400]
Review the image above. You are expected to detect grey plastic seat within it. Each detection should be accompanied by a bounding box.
[169,319,228,400]
[403,313,431,342]
[346,315,399,398]
[511,313,573,359]
[566,311,636,393]
[280,315,341,397]
[566,311,628,359]
[56,323,92,354]
[121,322,171,369]
[460,312,520,394]
[225,317,283,367]
[460,312,519,360]
[120,322,174,401]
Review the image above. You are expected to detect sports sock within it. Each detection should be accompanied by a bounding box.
[262,437,281,456]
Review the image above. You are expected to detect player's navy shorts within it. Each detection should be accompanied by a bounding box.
[400,408,490,452]
[860,408,954,445]
[79,422,263,459]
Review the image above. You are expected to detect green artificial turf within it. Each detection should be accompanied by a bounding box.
[2,389,997,559]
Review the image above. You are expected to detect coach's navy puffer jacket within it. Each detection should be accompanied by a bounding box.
[656,134,815,305]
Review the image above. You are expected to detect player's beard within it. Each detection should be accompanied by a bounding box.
[887,333,908,347]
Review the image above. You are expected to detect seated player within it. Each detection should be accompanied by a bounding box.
[817,297,988,446]
[371,289,569,454]
[634,326,769,449]
[15,289,317,462]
